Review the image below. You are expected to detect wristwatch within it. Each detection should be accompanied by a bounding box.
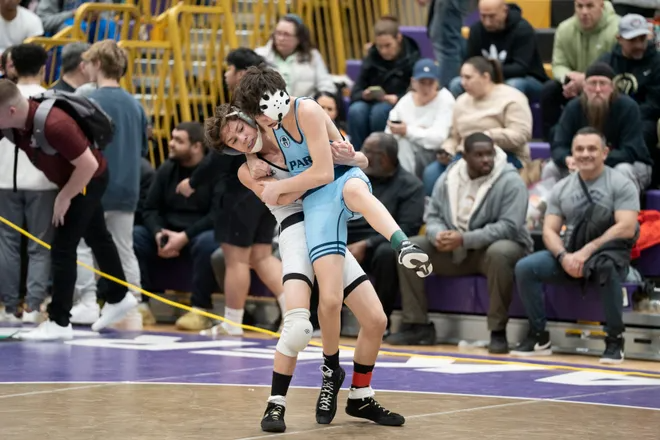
[556,250,567,263]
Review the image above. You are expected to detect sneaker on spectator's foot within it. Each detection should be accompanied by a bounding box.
[17,320,73,341]
[176,310,213,331]
[396,241,433,278]
[510,330,552,357]
[600,335,624,364]
[70,302,100,325]
[261,400,286,433]
[384,323,436,346]
[0,310,21,323]
[346,393,405,426]
[91,293,138,332]
[316,365,345,424]
[21,309,42,324]
[488,331,509,354]
[109,308,143,331]
[138,302,156,326]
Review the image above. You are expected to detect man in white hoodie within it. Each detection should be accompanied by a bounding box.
[385,132,533,353]
[0,43,57,323]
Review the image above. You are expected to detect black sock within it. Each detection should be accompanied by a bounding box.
[323,351,340,370]
[271,372,293,397]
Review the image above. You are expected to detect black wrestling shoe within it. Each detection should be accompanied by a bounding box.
[397,240,433,277]
[261,402,286,433]
[600,335,624,364]
[315,365,345,424]
[346,395,405,426]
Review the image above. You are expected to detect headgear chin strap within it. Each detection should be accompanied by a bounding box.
[259,90,291,124]
[251,130,263,153]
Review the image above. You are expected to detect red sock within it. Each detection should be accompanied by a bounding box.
[351,362,374,388]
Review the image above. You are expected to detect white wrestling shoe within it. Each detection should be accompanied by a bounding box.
[17,320,73,341]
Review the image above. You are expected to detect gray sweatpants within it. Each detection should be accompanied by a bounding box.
[0,189,57,313]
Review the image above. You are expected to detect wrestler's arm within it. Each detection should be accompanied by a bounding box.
[238,163,303,205]
[271,100,334,195]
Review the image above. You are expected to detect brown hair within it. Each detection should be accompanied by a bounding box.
[231,64,287,117]
[374,15,400,37]
[204,103,242,152]
[274,14,314,63]
[464,56,503,84]
[82,39,127,80]
[0,78,22,107]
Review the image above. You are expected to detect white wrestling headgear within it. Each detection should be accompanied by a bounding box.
[259,90,291,124]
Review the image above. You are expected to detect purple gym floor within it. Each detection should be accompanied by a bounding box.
[1,326,659,411]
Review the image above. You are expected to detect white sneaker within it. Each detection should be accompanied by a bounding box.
[109,308,143,331]
[0,310,21,323]
[16,320,73,341]
[70,302,101,325]
[22,310,42,324]
[91,293,139,332]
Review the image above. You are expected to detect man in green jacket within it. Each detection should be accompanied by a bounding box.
[539,0,620,140]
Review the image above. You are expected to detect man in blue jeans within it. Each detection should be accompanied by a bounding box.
[511,127,639,365]
[134,123,221,314]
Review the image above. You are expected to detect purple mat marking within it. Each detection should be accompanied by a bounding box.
[1,328,658,410]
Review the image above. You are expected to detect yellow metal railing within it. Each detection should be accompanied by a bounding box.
[71,3,142,42]
[338,0,389,63]
[119,40,177,167]
[388,0,429,26]
[167,1,239,123]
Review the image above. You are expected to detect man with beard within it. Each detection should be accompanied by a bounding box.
[544,62,653,193]
[385,132,532,354]
[598,14,660,186]
[132,123,221,319]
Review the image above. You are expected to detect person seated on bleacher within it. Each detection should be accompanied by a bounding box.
[539,0,619,141]
[37,0,117,39]
[133,122,220,324]
[422,56,532,195]
[314,90,348,139]
[447,0,548,101]
[598,14,660,186]
[0,0,43,54]
[385,132,533,354]
[255,13,336,98]
[347,132,425,330]
[544,62,653,193]
[347,15,421,150]
[0,46,17,82]
[512,127,639,364]
[385,58,455,181]
[50,42,91,92]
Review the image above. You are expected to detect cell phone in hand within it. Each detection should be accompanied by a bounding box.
[389,120,402,124]
[159,235,169,247]
[367,86,385,100]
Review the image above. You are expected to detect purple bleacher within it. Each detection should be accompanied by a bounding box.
[346,59,361,82]
[529,141,550,160]
[645,190,660,211]
[399,26,434,59]
[635,245,660,277]
[419,274,635,323]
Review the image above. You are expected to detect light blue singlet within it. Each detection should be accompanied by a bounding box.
[272,97,372,263]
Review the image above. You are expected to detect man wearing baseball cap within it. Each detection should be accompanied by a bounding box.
[597,13,660,186]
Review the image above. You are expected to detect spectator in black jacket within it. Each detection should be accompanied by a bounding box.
[134,158,155,227]
[448,0,548,100]
[597,14,660,185]
[544,62,653,193]
[347,16,421,150]
[347,132,425,325]
[133,122,220,317]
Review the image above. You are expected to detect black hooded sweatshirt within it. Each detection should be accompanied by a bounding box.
[465,3,548,82]
[350,35,421,102]
[598,42,660,124]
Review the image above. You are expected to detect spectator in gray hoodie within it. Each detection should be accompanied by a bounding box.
[385,132,533,354]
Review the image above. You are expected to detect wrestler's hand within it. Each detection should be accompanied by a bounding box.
[261,180,283,205]
[331,140,356,164]
[246,154,273,179]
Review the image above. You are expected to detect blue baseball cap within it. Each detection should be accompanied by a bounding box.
[412,59,439,81]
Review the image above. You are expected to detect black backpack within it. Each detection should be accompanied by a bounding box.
[2,89,115,190]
